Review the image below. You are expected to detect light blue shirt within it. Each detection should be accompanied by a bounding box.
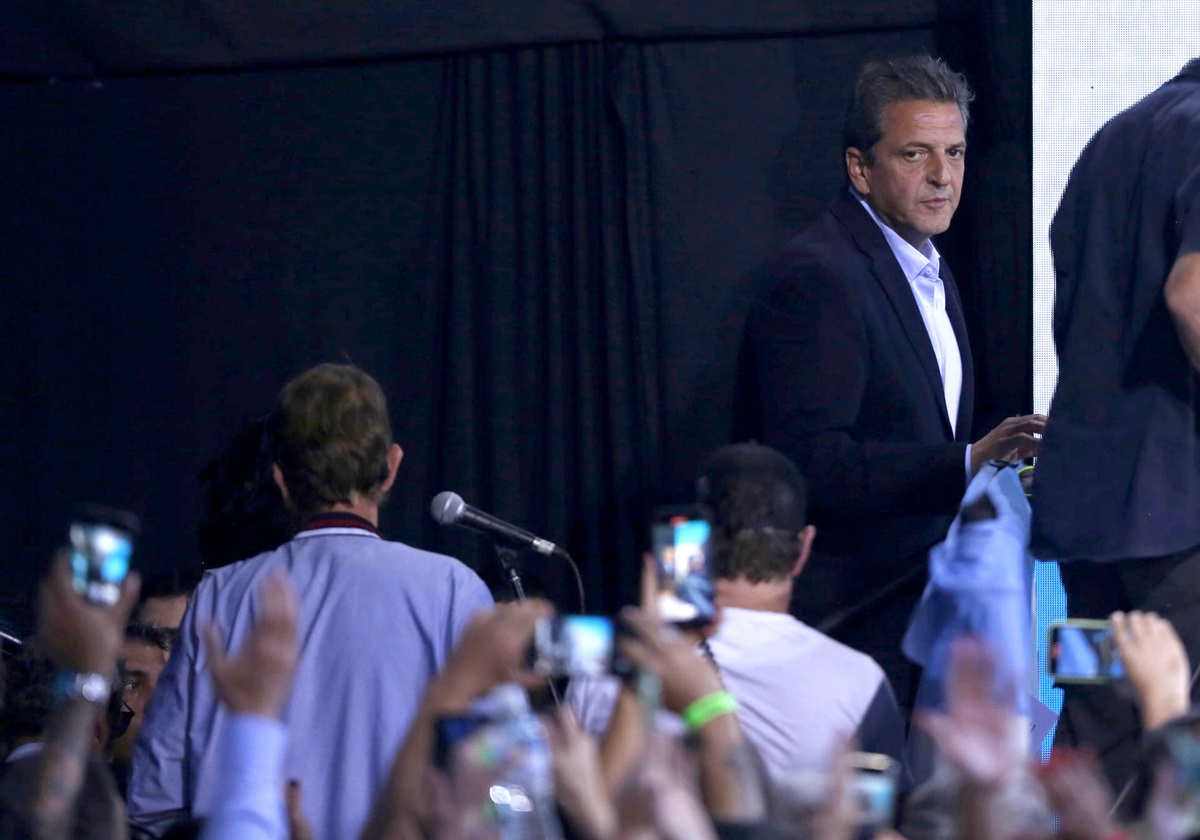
[130,527,494,840]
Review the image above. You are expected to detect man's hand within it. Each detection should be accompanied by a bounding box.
[1035,749,1116,840]
[37,550,141,675]
[915,637,1021,789]
[428,599,552,712]
[1110,610,1191,730]
[617,732,718,840]
[204,573,299,719]
[971,414,1047,475]
[546,707,617,840]
[617,607,723,715]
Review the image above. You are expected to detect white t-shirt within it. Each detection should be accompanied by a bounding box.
[568,607,903,781]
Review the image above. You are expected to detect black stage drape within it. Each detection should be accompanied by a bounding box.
[0,0,1031,629]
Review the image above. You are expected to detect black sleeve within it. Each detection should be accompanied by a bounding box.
[853,677,907,787]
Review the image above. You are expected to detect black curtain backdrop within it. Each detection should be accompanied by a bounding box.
[0,0,1031,631]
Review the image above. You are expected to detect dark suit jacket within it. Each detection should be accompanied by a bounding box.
[735,191,975,624]
[1030,60,1200,563]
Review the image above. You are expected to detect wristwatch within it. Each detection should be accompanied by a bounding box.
[53,670,111,704]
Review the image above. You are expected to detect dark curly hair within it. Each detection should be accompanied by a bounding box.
[197,413,295,567]
[1,643,54,751]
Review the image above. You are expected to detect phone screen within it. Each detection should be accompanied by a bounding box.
[532,614,615,678]
[849,752,898,829]
[1048,620,1125,683]
[69,505,138,607]
[651,507,715,627]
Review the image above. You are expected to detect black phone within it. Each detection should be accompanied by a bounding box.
[650,505,716,627]
[1048,619,1125,684]
[433,713,490,770]
[69,504,139,607]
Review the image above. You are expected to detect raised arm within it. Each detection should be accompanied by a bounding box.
[26,553,140,840]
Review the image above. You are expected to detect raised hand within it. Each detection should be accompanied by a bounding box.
[1110,610,1191,730]
[203,572,299,718]
[915,636,1021,788]
[545,707,616,840]
[617,606,723,714]
[1035,749,1116,840]
[38,549,141,675]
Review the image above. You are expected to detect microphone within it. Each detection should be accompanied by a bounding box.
[431,491,565,557]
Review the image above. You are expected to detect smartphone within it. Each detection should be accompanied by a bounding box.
[1048,619,1125,684]
[433,713,490,770]
[69,504,139,607]
[532,614,615,678]
[849,752,898,829]
[651,505,716,627]
[773,753,897,831]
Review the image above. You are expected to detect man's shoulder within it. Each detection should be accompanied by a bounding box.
[199,533,486,600]
[778,197,870,262]
[726,609,886,680]
[758,197,880,300]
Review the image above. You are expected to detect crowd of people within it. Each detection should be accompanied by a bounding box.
[0,360,1195,840]
[3,50,1200,840]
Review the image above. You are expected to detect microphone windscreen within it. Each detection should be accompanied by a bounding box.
[430,491,465,525]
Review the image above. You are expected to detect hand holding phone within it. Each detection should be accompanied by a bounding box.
[532,614,618,678]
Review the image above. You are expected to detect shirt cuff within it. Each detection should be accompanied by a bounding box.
[198,713,288,840]
[964,443,973,481]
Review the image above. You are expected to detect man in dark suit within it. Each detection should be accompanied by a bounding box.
[734,56,1044,708]
[1031,58,1200,794]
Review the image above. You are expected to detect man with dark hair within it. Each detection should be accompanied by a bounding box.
[111,622,172,797]
[130,363,494,839]
[698,443,905,778]
[1031,57,1200,792]
[570,443,903,786]
[734,56,1043,706]
[134,566,205,635]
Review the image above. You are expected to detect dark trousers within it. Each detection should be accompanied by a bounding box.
[1054,545,1200,795]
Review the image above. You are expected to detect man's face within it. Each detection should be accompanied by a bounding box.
[846,99,966,249]
[112,638,170,765]
[137,594,189,631]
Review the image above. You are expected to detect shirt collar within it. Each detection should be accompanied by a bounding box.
[296,511,379,535]
[852,188,941,284]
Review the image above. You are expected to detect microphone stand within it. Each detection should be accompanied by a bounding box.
[493,543,562,709]
[494,545,527,602]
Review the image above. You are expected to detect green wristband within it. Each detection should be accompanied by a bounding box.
[682,690,738,731]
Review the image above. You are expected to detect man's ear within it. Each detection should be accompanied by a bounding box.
[380,443,404,494]
[791,524,817,578]
[272,464,292,506]
[845,147,871,195]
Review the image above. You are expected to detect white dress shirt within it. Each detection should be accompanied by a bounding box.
[856,194,972,477]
